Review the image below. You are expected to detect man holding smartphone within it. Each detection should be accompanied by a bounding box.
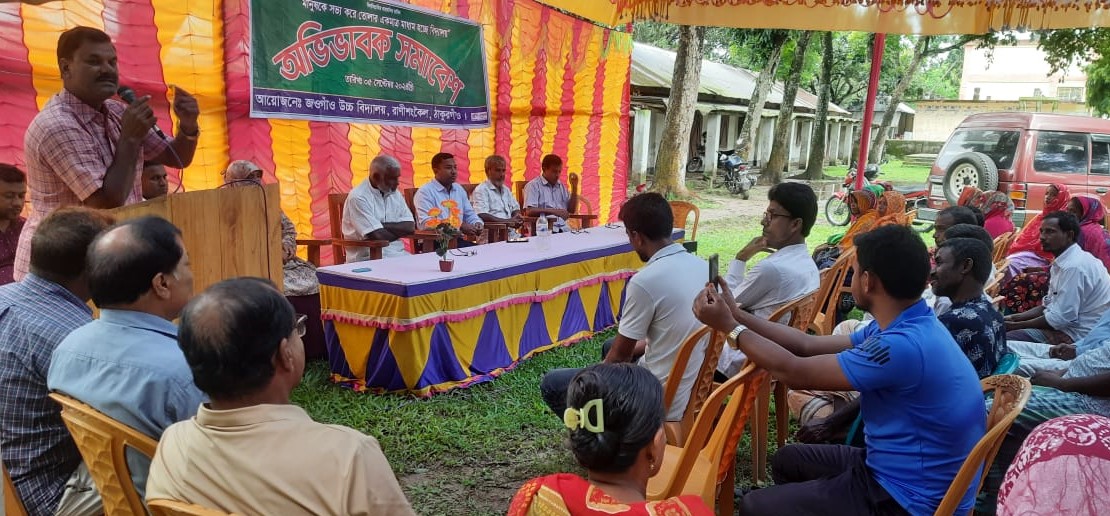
[539,193,708,422]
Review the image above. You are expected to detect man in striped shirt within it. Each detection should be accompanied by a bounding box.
[0,207,114,516]
[16,26,200,281]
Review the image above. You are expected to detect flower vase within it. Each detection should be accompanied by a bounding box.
[438,258,454,272]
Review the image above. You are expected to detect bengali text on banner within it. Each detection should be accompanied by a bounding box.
[250,0,490,128]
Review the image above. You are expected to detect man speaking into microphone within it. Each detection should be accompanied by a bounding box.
[16,26,200,281]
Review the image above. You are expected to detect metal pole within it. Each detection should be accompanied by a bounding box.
[855,33,886,190]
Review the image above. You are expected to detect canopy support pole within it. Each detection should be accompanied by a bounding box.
[855,33,886,190]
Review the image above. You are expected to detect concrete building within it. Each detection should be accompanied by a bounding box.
[959,35,1087,102]
[913,99,1090,142]
[629,42,858,182]
[907,35,1092,144]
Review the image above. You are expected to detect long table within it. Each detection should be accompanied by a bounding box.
[316,226,682,396]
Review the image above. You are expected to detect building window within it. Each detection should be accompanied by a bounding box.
[973,87,980,101]
[1034,88,1043,97]
[1059,87,1085,102]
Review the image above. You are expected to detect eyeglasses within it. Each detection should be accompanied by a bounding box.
[762,210,794,222]
[249,169,263,180]
[294,314,307,338]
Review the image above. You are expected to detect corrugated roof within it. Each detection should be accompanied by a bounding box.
[631,42,851,116]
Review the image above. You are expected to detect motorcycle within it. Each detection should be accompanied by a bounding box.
[824,164,933,233]
[716,149,756,199]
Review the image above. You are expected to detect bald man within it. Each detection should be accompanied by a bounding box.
[147,278,414,514]
[47,216,205,499]
[342,155,415,261]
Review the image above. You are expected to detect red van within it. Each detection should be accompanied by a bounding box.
[921,112,1110,226]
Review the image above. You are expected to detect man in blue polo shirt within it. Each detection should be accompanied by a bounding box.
[694,224,985,515]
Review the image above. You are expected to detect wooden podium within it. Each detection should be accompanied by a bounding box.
[107,184,283,294]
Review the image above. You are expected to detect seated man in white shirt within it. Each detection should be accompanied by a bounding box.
[470,155,524,238]
[523,154,577,233]
[414,153,483,240]
[718,182,821,377]
[540,193,708,422]
[341,155,415,262]
[1006,211,1110,346]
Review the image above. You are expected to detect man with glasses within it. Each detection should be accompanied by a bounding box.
[48,216,204,500]
[146,278,414,515]
[717,182,821,378]
[223,160,326,359]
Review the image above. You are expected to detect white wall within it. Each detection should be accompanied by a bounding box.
[960,41,1087,101]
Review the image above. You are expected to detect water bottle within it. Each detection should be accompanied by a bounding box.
[535,217,550,251]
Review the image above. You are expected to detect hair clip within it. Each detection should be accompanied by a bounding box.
[563,398,605,433]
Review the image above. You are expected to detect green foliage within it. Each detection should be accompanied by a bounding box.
[1034,29,1110,116]
[433,222,460,258]
[906,47,963,100]
[1087,57,1110,116]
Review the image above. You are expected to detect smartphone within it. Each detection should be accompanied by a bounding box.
[508,237,530,243]
[351,267,372,273]
[708,253,719,286]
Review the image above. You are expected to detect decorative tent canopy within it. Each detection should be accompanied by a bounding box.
[541,0,1110,35]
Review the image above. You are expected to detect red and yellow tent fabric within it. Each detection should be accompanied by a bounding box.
[0,0,631,264]
[542,0,1110,35]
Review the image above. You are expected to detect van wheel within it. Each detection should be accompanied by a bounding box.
[943,152,999,204]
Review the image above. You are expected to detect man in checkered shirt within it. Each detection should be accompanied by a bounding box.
[16,26,201,281]
[0,207,113,516]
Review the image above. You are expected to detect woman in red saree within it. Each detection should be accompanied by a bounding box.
[997,414,1110,515]
[508,364,712,516]
[1068,195,1110,271]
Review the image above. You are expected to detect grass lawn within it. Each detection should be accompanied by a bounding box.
[826,159,932,186]
[290,190,930,515]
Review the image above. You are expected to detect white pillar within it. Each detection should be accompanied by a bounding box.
[632,109,652,185]
[704,112,722,175]
[726,114,740,151]
[649,111,665,172]
[798,119,813,167]
[787,117,799,165]
[758,116,775,167]
[840,123,853,163]
[828,121,841,166]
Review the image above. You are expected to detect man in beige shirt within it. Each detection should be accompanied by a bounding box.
[145,277,414,515]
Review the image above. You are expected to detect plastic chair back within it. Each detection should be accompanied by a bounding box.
[809,247,856,335]
[662,326,724,445]
[669,201,701,241]
[993,352,1020,375]
[933,374,1031,516]
[49,393,157,516]
[648,364,770,513]
[2,457,27,516]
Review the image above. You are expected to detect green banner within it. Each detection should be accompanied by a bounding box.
[250,0,490,127]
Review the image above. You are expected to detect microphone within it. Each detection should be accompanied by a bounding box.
[116,86,167,140]
[117,85,186,187]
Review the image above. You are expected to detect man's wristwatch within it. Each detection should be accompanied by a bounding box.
[726,324,748,349]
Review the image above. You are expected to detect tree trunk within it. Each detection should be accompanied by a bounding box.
[869,36,931,164]
[762,32,813,184]
[804,32,834,180]
[738,32,788,166]
[651,26,705,197]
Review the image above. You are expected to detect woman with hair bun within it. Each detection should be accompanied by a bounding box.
[508,363,712,515]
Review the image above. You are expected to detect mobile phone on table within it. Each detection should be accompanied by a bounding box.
[708,253,719,287]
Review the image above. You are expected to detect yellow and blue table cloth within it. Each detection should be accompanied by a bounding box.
[316,227,682,396]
